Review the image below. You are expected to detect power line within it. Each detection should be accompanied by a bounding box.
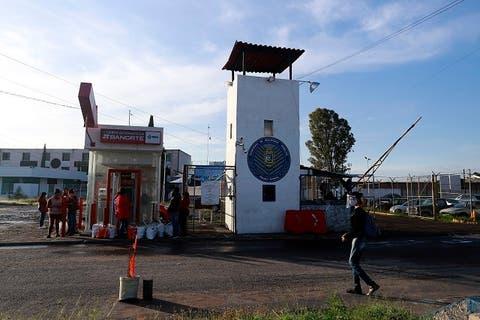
[0,89,79,110]
[298,0,465,79]
[0,75,124,120]
[0,50,213,137]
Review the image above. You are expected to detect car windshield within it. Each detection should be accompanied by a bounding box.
[420,199,432,206]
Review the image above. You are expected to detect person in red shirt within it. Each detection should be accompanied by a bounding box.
[37,192,48,228]
[115,188,131,238]
[47,189,63,238]
[179,191,190,236]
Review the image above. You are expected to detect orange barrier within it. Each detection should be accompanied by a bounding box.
[284,210,327,234]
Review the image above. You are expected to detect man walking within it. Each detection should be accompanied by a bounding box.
[342,192,380,296]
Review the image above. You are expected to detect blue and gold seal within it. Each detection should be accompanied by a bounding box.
[247,137,291,182]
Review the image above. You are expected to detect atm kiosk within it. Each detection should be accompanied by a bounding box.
[79,83,164,230]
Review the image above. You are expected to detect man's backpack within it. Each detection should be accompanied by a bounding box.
[364,213,380,238]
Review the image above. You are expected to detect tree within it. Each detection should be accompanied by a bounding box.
[306,108,355,173]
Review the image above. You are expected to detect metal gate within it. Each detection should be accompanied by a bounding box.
[183,164,236,234]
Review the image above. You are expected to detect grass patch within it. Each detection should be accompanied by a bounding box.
[0,296,430,320]
[176,296,429,320]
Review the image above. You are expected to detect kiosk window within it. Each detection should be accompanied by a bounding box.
[262,185,276,202]
[62,153,70,161]
[2,152,10,160]
[264,120,273,137]
[22,152,30,161]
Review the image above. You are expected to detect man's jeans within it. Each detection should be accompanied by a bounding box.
[118,219,129,238]
[67,211,76,235]
[170,211,180,237]
[39,210,46,227]
[349,237,376,288]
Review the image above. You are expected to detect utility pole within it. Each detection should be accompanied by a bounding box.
[432,173,437,220]
[469,169,473,215]
[364,156,371,199]
[128,110,132,126]
[206,125,211,165]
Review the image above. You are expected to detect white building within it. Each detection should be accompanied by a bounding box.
[223,41,304,234]
[0,147,190,199]
[0,148,88,197]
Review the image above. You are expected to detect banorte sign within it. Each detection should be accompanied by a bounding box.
[100,129,162,145]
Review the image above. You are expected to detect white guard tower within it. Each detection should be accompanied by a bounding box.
[223,41,305,234]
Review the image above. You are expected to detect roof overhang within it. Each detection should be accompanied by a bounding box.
[222,41,304,74]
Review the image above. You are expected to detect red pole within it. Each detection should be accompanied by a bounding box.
[78,198,84,231]
[90,203,97,228]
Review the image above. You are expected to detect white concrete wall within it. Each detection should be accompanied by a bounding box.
[226,75,300,234]
[225,80,238,231]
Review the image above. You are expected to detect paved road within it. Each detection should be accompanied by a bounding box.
[1,236,479,318]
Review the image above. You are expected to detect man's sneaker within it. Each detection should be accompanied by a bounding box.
[366,284,380,296]
[46,235,51,238]
[346,287,363,295]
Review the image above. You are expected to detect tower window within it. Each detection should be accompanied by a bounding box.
[230,123,233,139]
[264,120,273,137]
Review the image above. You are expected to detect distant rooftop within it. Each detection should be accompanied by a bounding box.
[222,41,304,76]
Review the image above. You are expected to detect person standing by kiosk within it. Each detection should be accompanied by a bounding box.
[179,191,190,236]
[168,187,181,238]
[114,188,131,238]
[67,189,78,236]
[37,192,48,228]
[47,189,63,238]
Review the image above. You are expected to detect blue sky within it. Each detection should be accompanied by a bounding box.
[0,0,479,177]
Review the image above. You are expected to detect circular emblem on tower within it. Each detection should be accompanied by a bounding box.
[247,137,291,182]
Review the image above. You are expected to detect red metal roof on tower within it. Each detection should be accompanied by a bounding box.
[222,41,305,74]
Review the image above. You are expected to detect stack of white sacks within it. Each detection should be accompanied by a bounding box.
[91,221,174,239]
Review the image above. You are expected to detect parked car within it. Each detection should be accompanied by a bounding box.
[455,194,480,202]
[440,201,480,217]
[389,199,420,214]
[375,193,403,211]
[408,198,449,217]
[445,198,459,206]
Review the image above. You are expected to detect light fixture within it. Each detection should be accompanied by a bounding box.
[298,80,320,93]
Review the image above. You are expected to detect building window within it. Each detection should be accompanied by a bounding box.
[2,152,10,161]
[262,185,276,202]
[62,153,70,161]
[82,153,89,161]
[44,153,50,161]
[61,167,70,171]
[229,123,232,139]
[264,120,273,137]
[22,152,30,161]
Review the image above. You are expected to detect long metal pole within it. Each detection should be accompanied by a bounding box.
[357,117,422,187]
